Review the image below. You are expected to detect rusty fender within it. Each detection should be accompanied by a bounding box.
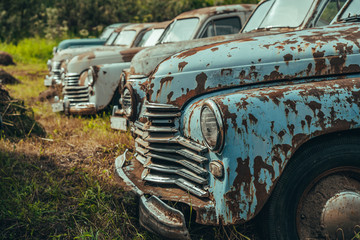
[181,77,360,224]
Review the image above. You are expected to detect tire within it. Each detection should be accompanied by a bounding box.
[262,134,360,240]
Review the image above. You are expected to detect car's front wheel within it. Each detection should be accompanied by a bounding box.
[262,134,360,240]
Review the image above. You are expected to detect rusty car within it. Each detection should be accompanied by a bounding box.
[111,0,347,131]
[44,23,135,87]
[113,0,360,239]
[52,21,170,115]
[50,22,166,113]
[53,4,256,115]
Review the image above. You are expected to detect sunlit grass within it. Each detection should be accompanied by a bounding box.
[0,43,149,239]
[0,37,58,64]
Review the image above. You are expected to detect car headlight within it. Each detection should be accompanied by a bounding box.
[121,84,136,119]
[200,100,224,152]
[87,68,94,86]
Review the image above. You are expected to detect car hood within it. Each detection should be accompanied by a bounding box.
[129,31,277,77]
[148,23,360,108]
[57,38,105,51]
[53,45,119,62]
[66,46,144,74]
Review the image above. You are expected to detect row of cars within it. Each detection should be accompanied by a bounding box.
[45,0,360,239]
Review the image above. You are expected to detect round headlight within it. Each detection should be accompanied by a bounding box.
[87,68,94,86]
[200,100,224,152]
[121,85,136,119]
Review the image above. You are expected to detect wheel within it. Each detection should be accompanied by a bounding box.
[262,134,360,240]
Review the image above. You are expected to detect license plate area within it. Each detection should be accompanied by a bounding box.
[111,116,128,131]
[44,78,53,86]
[52,102,64,112]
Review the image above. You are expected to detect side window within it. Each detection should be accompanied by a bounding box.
[316,0,347,27]
[200,17,241,38]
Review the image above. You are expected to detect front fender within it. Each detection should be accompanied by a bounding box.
[90,62,131,110]
[181,76,360,224]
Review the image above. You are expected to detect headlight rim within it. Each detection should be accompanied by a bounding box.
[200,99,225,153]
[87,67,95,86]
[121,83,137,120]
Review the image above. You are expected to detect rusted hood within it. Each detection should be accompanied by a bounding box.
[66,46,144,74]
[148,23,360,108]
[129,30,278,76]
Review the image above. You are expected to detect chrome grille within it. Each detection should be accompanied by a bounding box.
[133,102,209,198]
[63,73,89,104]
[51,61,61,81]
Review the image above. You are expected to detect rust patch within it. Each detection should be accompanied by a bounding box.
[178,62,188,72]
[121,47,144,62]
[248,113,258,124]
[221,69,233,76]
[169,72,208,106]
[167,91,174,103]
[313,51,326,75]
[283,54,293,65]
[78,52,95,61]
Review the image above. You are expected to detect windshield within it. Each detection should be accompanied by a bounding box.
[243,0,315,32]
[160,18,199,43]
[105,32,119,45]
[100,28,115,40]
[338,0,360,21]
[113,30,137,47]
[142,29,164,47]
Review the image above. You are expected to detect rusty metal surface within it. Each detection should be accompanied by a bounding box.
[174,4,255,21]
[52,23,169,114]
[182,76,360,224]
[127,0,342,79]
[116,152,217,225]
[148,23,360,108]
[114,20,360,228]
[111,2,360,237]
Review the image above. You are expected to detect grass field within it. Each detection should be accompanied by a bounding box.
[0,41,255,239]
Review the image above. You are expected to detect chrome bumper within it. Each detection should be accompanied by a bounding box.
[115,150,191,240]
[52,99,96,115]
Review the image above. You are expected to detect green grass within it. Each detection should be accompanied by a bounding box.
[0,37,58,64]
[0,149,145,240]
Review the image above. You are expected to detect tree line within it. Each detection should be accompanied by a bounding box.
[0,0,259,43]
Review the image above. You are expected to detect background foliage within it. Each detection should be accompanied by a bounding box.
[0,0,259,43]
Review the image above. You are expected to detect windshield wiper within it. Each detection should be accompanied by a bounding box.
[341,14,360,23]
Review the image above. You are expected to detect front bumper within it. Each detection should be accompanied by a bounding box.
[110,106,129,131]
[115,150,216,239]
[52,100,96,115]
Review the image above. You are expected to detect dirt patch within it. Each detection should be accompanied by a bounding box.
[0,69,21,84]
[38,85,61,102]
[0,85,46,138]
[0,51,16,66]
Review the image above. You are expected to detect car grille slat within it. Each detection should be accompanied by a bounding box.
[133,102,209,198]
[63,73,90,105]
[141,171,209,198]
